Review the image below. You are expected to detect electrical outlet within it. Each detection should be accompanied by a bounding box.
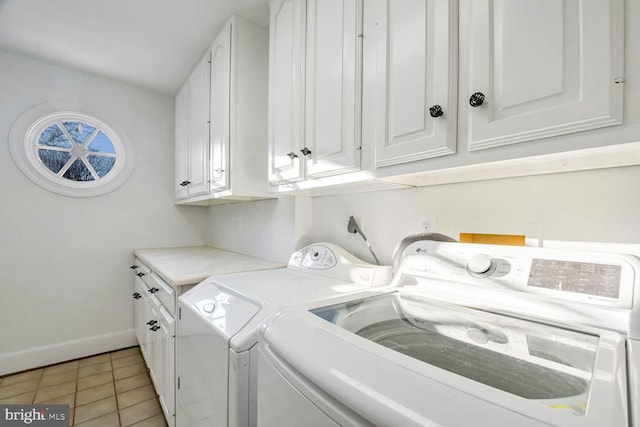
[346,216,364,239]
[232,218,241,230]
[417,215,437,233]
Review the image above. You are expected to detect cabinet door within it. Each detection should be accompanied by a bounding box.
[459,0,624,151]
[210,21,231,192]
[187,52,211,197]
[157,307,176,425]
[147,296,162,388]
[373,0,457,168]
[268,0,306,184]
[134,277,150,360]
[304,0,362,179]
[175,84,190,200]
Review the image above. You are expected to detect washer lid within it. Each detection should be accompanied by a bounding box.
[314,293,597,406]
[201,268,375,307]
[261,291,629,427]
[180,281,260,340]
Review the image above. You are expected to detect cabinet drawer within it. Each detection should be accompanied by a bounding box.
[134,276,149,294]
[143,272,176,316]
[133,258,152,279]
[158,306,175,335]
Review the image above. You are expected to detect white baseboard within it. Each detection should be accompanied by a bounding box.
[0,329,137,376]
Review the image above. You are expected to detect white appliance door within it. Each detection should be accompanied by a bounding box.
[260,292,628,427]
[177,283,260,427]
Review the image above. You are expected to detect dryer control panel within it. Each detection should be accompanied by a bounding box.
[288,242,393,287]
[291,245,337,270]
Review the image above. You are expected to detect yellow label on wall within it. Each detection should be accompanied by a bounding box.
[459,233,526,246]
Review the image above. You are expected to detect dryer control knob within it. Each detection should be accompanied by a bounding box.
[467,254,495,277]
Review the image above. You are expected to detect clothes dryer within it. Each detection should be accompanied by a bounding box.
[176,243,392,427]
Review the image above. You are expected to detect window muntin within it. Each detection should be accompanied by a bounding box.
[35,120,117,182]
[9,105,134,197]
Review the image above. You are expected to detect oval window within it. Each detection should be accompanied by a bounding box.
[37,121,118,181]
[10,106,134,197]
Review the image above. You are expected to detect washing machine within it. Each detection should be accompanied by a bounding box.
[175,242,392,427]
[257,240,640,426]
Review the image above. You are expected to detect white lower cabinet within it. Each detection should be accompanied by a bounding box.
[131,259,184,427]
[132,247,283,427]
[133,276,151,360]
[157,307,176,421]
[146,296,163,392]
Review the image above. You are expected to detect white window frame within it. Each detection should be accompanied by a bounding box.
[9,102,134,197]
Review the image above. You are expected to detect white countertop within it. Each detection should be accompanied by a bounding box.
[133,246,285,286]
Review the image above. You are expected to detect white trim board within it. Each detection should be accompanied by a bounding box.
[0,330,137,376]
[381,141,640,187]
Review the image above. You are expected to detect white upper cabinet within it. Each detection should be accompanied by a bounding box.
[268,0,305,184]
[186,53,211,198]
[209,21,231,192]
[304,0,361,179]
[175,53,211,200]
[459,0,624,151]
[174,84,189,200]
[268,0,362,186]
[370,0,624,178]
[373,0,457,167]
[175,15,272,204]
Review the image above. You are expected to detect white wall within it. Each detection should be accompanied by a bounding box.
[206,197,296,263]
[206,166,640,267]
[0,49,208,375]
[304,166,640,265]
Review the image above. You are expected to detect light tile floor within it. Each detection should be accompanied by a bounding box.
[0,346,167,427]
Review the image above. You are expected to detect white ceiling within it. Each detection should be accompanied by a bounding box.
[0,0,269,95]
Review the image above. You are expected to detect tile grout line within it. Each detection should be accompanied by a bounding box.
[111,353,123,427]
[73,356,116,427]
[71,360,79,427]
[71,359,82,426]
[1,348,162,427]
[34,368,44,402]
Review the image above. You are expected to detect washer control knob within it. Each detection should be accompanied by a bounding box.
[467,254,494,277]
